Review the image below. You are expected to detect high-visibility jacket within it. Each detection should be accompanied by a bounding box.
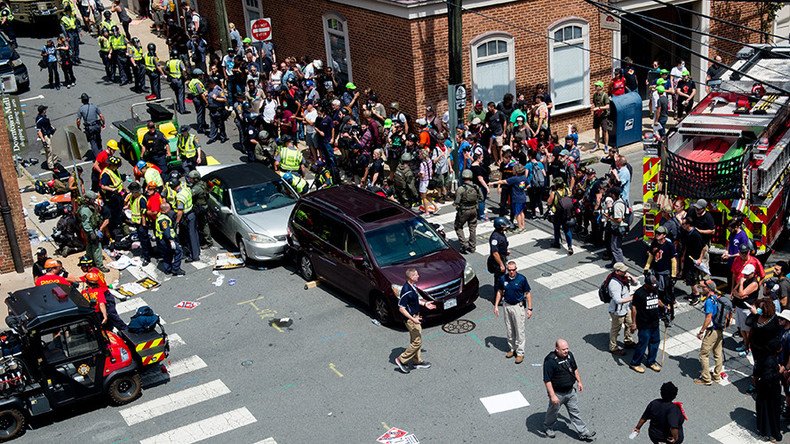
[278,146,302,171]
[177,134,197,159]
[291,175,307,193]
[100,20,113,33]
[187,78,203,96]
[144,167,163,189]
[129,194,145,224]
[165,184,178,207]
[101,168,122,192]
[1,7,14,22]
[130,46,143,61]
[144,54,158,72]
[98,36,111,53]
[61,15,77,31]
[166,59,181,79]
[154,213,172,240]
[176,187,193,213]
[109,35,127,51]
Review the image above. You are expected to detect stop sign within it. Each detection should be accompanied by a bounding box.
[250,18,272,42]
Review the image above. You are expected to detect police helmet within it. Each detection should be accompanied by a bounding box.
[147,42,156,52]
[108,156,122,167]
[170,49,178,58]
[128,182,142,193]
[103,10,111,17]
[180,124,190,133]
[400,152,413,162]
[169,170,182,182]
[461,169,473,180]
[406,134,418,143]
[493,217,509,230]
[187,170,201,180]
[111,25,119,32]
[101,28,109,35]
[258,130,270,140]
[132,37,140,45]
[282,172,294,182]
[168,177,180,188]
[77,255,94,267]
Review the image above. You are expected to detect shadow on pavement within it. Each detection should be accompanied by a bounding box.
[484,335,509,352]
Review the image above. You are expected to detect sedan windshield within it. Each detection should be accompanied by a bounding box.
[364,217,446,267]
[231,180,297,215]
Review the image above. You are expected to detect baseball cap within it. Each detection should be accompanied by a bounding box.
[242,37,252,44]
[80,93,90,100]
[693,199,708,209]
[35,247,47,257]
[594,81,604,87]
[37,105,48,113]
[474,100,483,107]
[739,243,751,253]
[383,118,393,129]
[656,86,666,94]
[471,117,482,125]
[655,226,668,235]
[559,149,570,156]
[502,145,512,152]
[704,278,719,292]
[656,78,667,86]
[778,309,790,322]
[416,118,428,127]
[613,262,629,272]
[682,69,690,76]
[345,82,357,90]
[742,264,756,275]
[660,69,669,74]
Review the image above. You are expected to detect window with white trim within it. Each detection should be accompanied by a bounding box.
[549,21,590,111]
[243,0,262,26]
[471,34,515,105]
[323,14,352,86]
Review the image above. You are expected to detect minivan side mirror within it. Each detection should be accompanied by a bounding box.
[220,206,232,215]
[352,256,371,268]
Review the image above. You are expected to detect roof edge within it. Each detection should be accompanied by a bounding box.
[329,0,519,19]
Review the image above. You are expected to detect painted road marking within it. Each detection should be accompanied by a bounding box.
[120,380,230,426]
[429,210,462,225]
[570,290,603,309]
[142,355,207,386]
[167,333,186,348]
[328,363,344,377]
[479,390,530,415]
[445,221,495,241]
[196,292,215,301]
[140,407,257,444]
[663,328,702,357]
[189,260,208,270]
[535,262,608,289]
[708,420,763,444]
[474,229,552,255]
[253,439,278,444]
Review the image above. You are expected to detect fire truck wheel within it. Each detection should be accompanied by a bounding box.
[0,408,25,442]
[108,373,142,405]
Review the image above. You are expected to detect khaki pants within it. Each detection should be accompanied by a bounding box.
[42,134,57,168]
[399,319,423,364]
[454,207,478,251]
[609,312,635,351]
[504,302,526,356]
[698,329,724,383]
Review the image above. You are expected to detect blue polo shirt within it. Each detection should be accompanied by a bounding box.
[704,296,718,330]
[497,273,530,304]
[398,282,420,316]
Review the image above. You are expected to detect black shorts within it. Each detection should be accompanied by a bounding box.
[592,113,609,130]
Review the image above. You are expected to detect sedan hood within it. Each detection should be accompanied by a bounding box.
[238,204,294,238]
[379,248,465,289]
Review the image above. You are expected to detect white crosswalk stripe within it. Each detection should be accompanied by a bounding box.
[428,211,460,225]
[253,439,278,444]
[142,355,207,386]
[570,290,602,309]
[663,328,702,356]
[445,221,494,240]
[708,421,763,444]
[139,407,257,444]
[474,229,551,255]
[120,380,231,426]
[167,333,186,348]
[535,263,608,289]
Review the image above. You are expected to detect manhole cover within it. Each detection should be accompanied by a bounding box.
[541,272,552,277]
[442,319,476,334]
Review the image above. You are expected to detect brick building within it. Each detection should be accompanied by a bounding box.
[0,107,32,274]
[193,0,763,131]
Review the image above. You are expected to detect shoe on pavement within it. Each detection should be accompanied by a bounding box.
[413,361,431,369]
[172,269,186,276]
[648,363,662,372]
[395,358,410,374]
[610,349,626,356]
[693,378,712,386]
[623,342,637,349]
[579,431,596,441]
[515,355,524,364]
[545,428,556,439]
[629,364,646,374]
[98,266,110,273]
[568,248,574,256]
[505,351,515,359]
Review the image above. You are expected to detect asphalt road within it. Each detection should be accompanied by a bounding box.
[9,30,790,444]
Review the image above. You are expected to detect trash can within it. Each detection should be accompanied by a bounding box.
[608,91,643,148]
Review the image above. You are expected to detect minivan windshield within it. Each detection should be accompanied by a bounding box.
[364,217,446,266]
[231,180,297,215]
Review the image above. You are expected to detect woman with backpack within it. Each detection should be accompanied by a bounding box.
[547,177,574,255]
[525,153,546,219]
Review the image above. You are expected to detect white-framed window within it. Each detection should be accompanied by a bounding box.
[243,0,262,27]
[470,33,515,106]
[548,20,590,112]
[323,13,352,86]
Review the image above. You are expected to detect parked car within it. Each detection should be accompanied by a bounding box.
[0,31,28,92]
[199,163,298,262]
[287,185,479,325]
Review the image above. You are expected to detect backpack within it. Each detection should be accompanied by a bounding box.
[559,195,575,222]
[599,272,616,303]
[433,147,447,173]
[530,165,546,187]
[422,128,440,149]
[128,306,160,334]
[712,295,733,330]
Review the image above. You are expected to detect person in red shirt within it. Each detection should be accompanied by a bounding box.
[610,68,627,97]
[91,139,118,192]
[34,259,77,287]
[81,272,108,325]
[145,182,162,224]
[730,244,765,293]
[78,255,108,288]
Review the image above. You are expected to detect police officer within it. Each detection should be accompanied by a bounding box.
[99,9,114,34]
[252,130,277,166]
[0,1,16,47]
[493,260,533,364]
[394,152,418,206]
[78,191,108,271]
[60,6,81,64]
[454,169,483,254]
[99,156,125,227]
[170,178,199,262]
[282,172,307,195]
[488,217,510,288]
[141,120,170,173]
[206,78,228,144]
[177,125,202,173]
[165,50,188,114]
[187,69,208,133]
[76,93,105,157]
[97,28,112,80]
[144,43,165,99]
[186,170,213,248]
[311,160,334,191]
[108,25,128,84]
[276,137,306,176]
[128,37,146,93]
[125,182,152,266]
[155,202,185,276]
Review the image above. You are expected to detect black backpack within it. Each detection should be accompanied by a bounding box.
[128,306,160,333]
[559,196,575,222]
[712,295,733,330]
[599,272,616,303]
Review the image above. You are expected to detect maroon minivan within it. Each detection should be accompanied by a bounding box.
[287,185,479,326]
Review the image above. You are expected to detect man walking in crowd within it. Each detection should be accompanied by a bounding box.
[493,260,533,364]
[632,382,686,443]
[608,262,637,356]
[454,169,483,254]
[543,338,596,441]
[394,269,436,374]
[628,275,663,374]
[695,278,730,385]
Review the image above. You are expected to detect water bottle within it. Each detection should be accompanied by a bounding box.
[629,430,639,440]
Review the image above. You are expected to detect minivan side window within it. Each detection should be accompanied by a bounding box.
[345,231,365,258]
[293,204,319,232]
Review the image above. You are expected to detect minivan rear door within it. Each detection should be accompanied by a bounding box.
[324,228,373,301]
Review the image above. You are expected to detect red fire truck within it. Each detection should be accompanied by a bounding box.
[642,45,790,262]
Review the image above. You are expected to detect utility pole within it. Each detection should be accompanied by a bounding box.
[447,0,464,178]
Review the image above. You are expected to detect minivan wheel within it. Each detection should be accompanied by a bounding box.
[0,408,25,441]
[374,293,393,326]
[299,254,315,281]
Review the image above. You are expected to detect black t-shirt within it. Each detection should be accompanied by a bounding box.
[487,110,505,136]
[734,276,759,309]
[641,399,685,444]
[142,131,168,156]
[543,351,578,393]
[688,210,715,244]
[497,101,515,120]
[649,239,676,273]
[707,63,726,80]
[624,66,639,92]
[683,228,705,261]
[676,79,697,99]
[632,286,661,329]
[369,158,385,184]
[470,164,488,186]
[657,96,669,118]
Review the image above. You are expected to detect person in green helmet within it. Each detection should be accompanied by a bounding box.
[341,82,361,120]
[591,80,610,153]
[653,85,669,139]
[675,69,697,120]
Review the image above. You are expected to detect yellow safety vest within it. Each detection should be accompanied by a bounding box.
[144,54,159,72]
[187,78,203,96]
[167,59,181,79]
[129,195,144,224]
[109,35,127,50]
[279,146,302,171]
[144,168,163,189]
[61,15,76,31]
[130,46,143,61]
[176,187,193,213]
[165,185,178,207]
[100,21,113,33]
[98,36,111,52]
[101,168,122,192]
[291,175,307,193]
[177,134,197,159]
[154,213,171,240]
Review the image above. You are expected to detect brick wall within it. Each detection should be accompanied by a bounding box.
[709,1,764,64]
[0,108,32,274]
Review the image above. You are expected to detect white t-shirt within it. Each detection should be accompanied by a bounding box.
[263,99,277,124]
[670,66,684,87]
[304,109,318,134]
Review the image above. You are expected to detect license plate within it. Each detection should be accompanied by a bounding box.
[444,298,457,310]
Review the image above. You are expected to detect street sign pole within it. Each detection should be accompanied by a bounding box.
[447,0,463,184]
